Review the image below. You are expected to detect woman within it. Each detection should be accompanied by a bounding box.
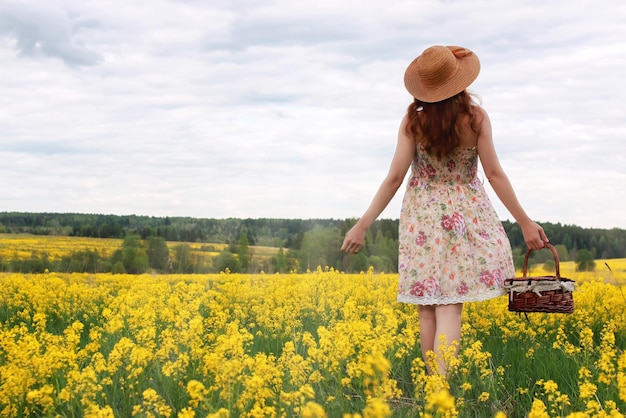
[341,45,547,375]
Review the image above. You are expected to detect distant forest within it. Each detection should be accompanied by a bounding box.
[1,212,625,273]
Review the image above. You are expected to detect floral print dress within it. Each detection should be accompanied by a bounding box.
[397,145,515,305]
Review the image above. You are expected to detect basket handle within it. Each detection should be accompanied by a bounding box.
[522,242,560,279]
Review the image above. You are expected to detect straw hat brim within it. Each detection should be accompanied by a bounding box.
[404,45,480,103]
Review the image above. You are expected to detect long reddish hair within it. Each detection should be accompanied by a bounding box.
[405,90,479,158]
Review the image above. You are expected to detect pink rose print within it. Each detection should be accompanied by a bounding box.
[441,213,466,237]
[419,164,436,179]
[423,277,440,296]
[409,176,419,187]
[479,270,494,286]
[415,231,427,246]
[492,269,506,287]
[409,277,440,297]
[447,160,456,172]
[479,269,506,288]
[457,282,468,295]
[409,281,425,297]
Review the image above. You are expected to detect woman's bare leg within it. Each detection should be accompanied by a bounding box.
[433,303,463,375]
[418,305,436,373]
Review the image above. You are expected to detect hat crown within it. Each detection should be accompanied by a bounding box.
[417,46,459,88]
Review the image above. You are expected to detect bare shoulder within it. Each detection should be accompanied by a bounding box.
[472,104,489,124]
[398,113,413,139]
[399,113,410,129]
[470,105,492,135]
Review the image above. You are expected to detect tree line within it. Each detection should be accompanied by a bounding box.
[0,234,271,275]
[1,212,624,274]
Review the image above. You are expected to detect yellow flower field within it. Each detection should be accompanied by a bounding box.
[0,234,278,268]
[0,234,123,261]
[0,267,625,417]
[529,257,626,286]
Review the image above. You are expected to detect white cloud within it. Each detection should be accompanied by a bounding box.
[0,1,101,66]
[0,0,625,229]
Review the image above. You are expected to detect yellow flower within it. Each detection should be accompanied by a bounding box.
[578,366,592,380]
[309,370,323,383]
[460,382,472,391]
[206,409,229,418]
[25,384,55,413]
[478,392,490,402]
[579,382,597,399]
[84,405,116,418]
[618,351,626,402]
[579,327,594,352]
[542,380,558,393]
[596,321,618,385]
[136,388,172,417]
[605,400,619,415]
[585,400,601,414]
[528,399,549,418]
[363,397,392,418]
[619,372,626,402]
[177,408,195,418]
[425,388,456,414]
[555,394,570,406]
[300,401,327,418]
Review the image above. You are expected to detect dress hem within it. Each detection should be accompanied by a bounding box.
[396,288,507,306]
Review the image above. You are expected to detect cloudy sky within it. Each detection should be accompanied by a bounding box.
[1,0,625,229]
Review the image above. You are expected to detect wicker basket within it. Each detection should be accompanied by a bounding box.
[504,243,575,314]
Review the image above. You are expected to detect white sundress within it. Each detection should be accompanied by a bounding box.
[397,145,515,305]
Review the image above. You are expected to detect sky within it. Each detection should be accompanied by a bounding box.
[1,0,625,229]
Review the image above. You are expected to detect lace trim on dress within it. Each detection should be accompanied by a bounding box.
[396,288,507,306]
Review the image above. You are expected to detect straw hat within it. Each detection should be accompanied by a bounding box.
[404,45,480,103]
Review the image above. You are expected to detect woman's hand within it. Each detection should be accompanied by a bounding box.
[341,225,367,254]
[520,221,549,250]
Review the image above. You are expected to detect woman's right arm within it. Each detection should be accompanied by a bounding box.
[341,115,416,254]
